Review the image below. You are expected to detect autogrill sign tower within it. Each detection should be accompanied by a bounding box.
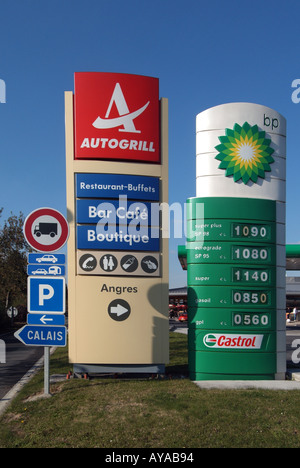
[180,102,286,381]
[65,72,169,374]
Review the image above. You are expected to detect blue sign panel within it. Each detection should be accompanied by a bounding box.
[27,313,65,326]
[76,199,159,225]
[77,225,160,251]
[14,325,66,347]
[28,253,66,265]
[76,173,160,201]
[28,276,65,313]
[27,264,65,276]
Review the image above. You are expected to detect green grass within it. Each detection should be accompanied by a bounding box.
[1,332,300,448]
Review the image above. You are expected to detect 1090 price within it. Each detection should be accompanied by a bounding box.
[232,290,269,305]
[232,223,271,240]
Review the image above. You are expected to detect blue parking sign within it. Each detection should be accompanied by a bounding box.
[28,276,65,314]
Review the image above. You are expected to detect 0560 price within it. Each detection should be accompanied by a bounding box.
[233,313,270,327]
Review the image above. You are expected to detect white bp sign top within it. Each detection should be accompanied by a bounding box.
[195,102,286,202]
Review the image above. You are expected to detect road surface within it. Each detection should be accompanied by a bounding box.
[0,331,44,399]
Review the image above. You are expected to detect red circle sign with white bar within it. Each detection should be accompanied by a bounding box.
[23,207,69,252]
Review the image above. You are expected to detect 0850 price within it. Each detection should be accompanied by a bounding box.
[232,290,269,305]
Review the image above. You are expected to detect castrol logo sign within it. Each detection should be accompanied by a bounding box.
[203,333,263,349]
[74,72,160,163]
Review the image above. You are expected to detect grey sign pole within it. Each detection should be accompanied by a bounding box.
[44,347,50,395]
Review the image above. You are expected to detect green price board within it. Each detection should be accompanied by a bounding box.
[186,196,278,380]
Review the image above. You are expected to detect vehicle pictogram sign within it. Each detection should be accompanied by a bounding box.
[23,208,69,252]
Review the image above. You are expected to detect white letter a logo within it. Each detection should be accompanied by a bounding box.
[93,83,149,133]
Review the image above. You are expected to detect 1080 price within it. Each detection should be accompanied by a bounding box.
[232,246,270,262]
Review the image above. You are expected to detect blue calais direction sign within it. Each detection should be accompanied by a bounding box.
[76,199,159,226]
[28,253,66,264]
[76,173,159,201]
[27,313,65,326]
[76,225,160,251]
[28,276,65,314]
[14,325,66,347]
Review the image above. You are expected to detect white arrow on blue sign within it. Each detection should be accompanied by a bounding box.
[28,276,65,314]
[27,313,65,326]
[14,325,67,347]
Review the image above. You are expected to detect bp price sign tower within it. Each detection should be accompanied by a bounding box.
[65,73,169,374]
[183,102,286,380]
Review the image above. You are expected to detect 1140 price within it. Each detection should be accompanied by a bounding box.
[232,267,271,284]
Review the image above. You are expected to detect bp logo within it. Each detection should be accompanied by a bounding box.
[215,122,275,185]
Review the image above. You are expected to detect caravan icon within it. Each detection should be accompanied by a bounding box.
[48,266,62,275]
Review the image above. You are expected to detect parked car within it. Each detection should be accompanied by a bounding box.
[178,312,188,322]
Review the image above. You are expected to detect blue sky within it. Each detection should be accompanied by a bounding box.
[0,0,299,288]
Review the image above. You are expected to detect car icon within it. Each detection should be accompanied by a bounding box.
[36,254,58,263]
[32,268,48,275]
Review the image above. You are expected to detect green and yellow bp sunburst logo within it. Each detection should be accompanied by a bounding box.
[215,122,275,184]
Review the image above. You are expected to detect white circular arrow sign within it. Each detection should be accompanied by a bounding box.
[108,299,131,322]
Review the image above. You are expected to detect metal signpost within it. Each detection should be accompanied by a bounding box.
[15,209,68,395]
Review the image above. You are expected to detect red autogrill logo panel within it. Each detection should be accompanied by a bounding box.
[74,72,160,163]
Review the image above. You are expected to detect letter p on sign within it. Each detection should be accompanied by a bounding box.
[28,276,65,314]
[39,284,54,305]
